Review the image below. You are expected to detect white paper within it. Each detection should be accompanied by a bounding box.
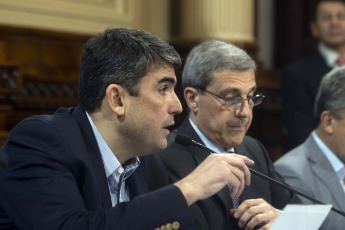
[270,204,332,230]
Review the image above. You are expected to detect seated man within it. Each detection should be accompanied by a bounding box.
[281,0,345,151]
[0,28,255,230]
[275,66,345,230]
[144,40,299,230]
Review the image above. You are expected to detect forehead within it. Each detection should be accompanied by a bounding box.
[317,2,345,15]
[207,69,256,91]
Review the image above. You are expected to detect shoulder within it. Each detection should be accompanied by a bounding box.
[15,107,76,128]
[3,107,82,161]
[237,136,266,156]
[235,136,273,170]
[274,144,308,174]
[284,50,323,71]
[282,50,329,80]
[158,140,194,165]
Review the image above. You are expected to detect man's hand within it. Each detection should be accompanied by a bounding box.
[174,153,254,206]
[230,198,281,230]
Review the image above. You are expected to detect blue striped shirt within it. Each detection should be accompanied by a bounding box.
[86,112,140,206]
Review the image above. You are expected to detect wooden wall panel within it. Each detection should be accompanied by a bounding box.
[0,26,89,146]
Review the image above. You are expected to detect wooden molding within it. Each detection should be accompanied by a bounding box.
[0,0,134,35]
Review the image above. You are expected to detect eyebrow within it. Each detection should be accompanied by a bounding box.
[157,76,177,86]
[220,85,257,94]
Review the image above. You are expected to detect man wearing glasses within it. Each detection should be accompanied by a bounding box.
[144,40,298,230]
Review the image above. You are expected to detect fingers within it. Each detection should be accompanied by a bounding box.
[175,153,254,206]
[214,153,253,197]
[221,153,253,186]
[230,199,280,230]
[229,153,255,166]
[227,166,245,197]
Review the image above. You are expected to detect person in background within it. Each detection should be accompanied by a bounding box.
[281,0,345,151]
[275,66,345,230]
[144,40,299,230]
[0,28,255,230]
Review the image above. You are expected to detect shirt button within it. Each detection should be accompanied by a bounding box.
[117,167,124,174]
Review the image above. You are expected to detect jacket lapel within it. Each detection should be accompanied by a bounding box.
[72,106,113,208]
[306,137,345,211]
[178,119,234,210]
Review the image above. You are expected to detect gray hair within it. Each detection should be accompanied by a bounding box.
[182,40,256,90]
[314,66,345,125]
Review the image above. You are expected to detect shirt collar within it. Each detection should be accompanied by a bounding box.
[318,42,340,68]
[86,112,139,178]
[189,118,234,153]
[312,131,345,181]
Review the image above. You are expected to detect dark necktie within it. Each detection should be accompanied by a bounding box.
[228,150,240,208]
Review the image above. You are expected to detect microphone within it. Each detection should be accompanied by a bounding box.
[175,134,345,217]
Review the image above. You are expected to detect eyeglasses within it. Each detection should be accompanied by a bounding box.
[198,89,265,108]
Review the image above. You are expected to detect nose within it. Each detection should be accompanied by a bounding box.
[235,99,251,117]
[170,91,183,115]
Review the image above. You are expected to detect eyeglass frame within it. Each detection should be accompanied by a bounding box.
[197,89,265,108]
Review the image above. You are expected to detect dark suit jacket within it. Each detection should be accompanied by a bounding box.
[281,49,331,151]
[275,135,345,230]
[0,106,195,230]
[145,119,298,230]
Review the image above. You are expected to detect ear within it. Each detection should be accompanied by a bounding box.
[184,87,199,112]
[310,21,319,38]
[105,84,125,116]
[320,110,334,135]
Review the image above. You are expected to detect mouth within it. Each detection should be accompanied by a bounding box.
[229,123,247,131]
[163,121,175,131]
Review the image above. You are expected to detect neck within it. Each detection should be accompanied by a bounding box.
[315,127,344,163]
[326,43,345,55]
[89,111,131,164]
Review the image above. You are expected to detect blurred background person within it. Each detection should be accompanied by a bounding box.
[275,66,345,230]
[281,0,345,152]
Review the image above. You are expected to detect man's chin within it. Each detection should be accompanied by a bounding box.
[153,139,168,152]
[325,39,345,48]
[226,136,245,150]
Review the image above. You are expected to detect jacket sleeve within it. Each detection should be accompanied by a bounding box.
[0,117,195,230]
[281,66,316,151]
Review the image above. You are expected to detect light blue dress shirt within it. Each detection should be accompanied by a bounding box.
[312,131,345,192]
[189,118,234,153]
[86,112,139,206]
[189,118,239,207]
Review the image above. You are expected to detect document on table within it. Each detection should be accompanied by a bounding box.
[270,204,332,230]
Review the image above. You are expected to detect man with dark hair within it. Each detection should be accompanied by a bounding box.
[276,66,345,230]
[282,0,345,151]
[144,40,299,230]
[0,28,254,230]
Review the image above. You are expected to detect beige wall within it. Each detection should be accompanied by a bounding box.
[178,0,255,43]
[0,0,134,35]
[0,0,172,39]
[0,0,256,44]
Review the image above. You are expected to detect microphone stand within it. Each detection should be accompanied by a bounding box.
[176,135,345,217]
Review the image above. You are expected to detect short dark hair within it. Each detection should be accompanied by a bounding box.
[311,0,345,21]
[314,66,345,126]
[78,28,181,112]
